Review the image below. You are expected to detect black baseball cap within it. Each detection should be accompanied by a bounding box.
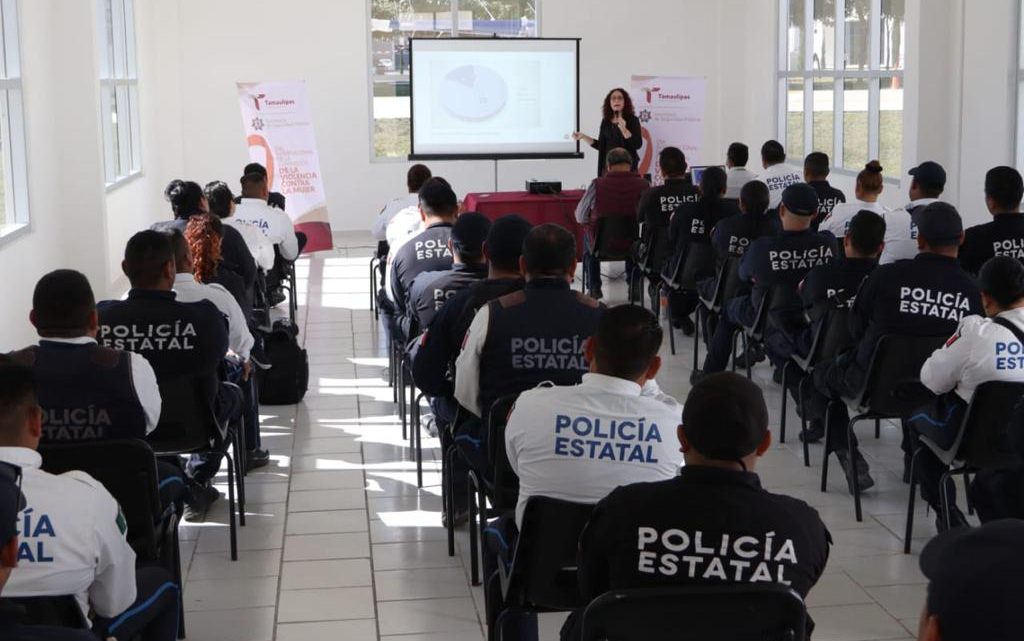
[0,461,25,544]
[485,214,533,267]
[914,201,963,245]
[682,372,769,460]
[920,519,1024,641]
[780,183,819,216]
[909,161,947,189]
[450,212,491,258]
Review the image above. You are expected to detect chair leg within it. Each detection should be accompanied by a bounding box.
[940,470,955,530]
[233,428,247,527]
[667,295,676,356]
[477,481,488,587]
[224,451,238,561]
[743,333,752,380]
[904,447,922,553]
[730,330,740,372]
[414,392,424,489]
[875,418,881,439]
[172,523,185,638]
[398,358,407,441]
[444,447,456,557]
[797,382,810,467]
[467,474,481,587]
[692,306,701,373]
[821,402,833,492]
[849,416,863,522]
[964,471,974,516]
[779,363,789,444]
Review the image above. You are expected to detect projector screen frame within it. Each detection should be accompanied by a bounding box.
[407,37,584,162]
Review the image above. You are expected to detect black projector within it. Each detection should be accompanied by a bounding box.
[526,180,562,195]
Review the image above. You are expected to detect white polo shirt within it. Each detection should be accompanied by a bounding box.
[173,273,254,361]
[880,198,939,264]
[384,206,424,303]
[725,166,759,199]
[233,197,299,260]
[225,217,275,271]
[921,308,1024,402]
[761,164,803,210]
[373,193,419,241]
[505,373,683,527]
[0,447,137,620]
[819,199,888,238]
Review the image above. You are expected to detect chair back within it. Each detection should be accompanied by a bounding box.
[716,258,744,310]
[592,215,639,259]
[636,225,670,275]
[743,288,776,340]
[500,497,594,611]
[486,394,521,511]
[856,334,946,414]
[2,595,89,629]
[679,243,716,290]
[580,585,806,641]
[956,381,1024,469]
[39,439,164,560]
[148,374,225,456]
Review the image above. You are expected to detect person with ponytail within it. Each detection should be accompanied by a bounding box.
[908,256,1024,529]
[184,214,250,312]
[819,160,887,239]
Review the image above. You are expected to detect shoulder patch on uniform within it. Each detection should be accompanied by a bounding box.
[115,509,128,535]
[945,331,961,348]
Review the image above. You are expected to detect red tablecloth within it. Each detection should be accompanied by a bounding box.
[463,190,586,258]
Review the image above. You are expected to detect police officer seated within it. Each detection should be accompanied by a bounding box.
[561,372,831,641]
[387,178,458,342]
[881,161,947,264]
[697,183,837,380]
[412,215,532,433]
[760,140,803,210]
[915,519,1024,641]
[0,363,178,641]
[665,166,738,335]
[575,147,651,299]
[804,152,846,223]
[959,166,1024,275]
[405,212,490,338]
[805,203,983,495]
[97,230,240,522]
[483,304,682,638]
[905,256,1024,530]
[236,162,287,211]
[205,180,275,275]
[373,163,432,243]
[234,170,303,305]
[636,146,698,230]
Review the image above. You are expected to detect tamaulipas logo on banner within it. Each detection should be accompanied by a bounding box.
[237,80,333,253]
[630,75,707,185]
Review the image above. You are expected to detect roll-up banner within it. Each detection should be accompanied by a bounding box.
[629,75,707,185]
[237,80,333,253]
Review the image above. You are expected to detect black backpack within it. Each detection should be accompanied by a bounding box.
[258,320,309,405]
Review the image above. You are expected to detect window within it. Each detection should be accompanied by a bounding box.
[369,0,538,159]
[1017,1,1024,169]
[0,0,26,236]
[778,0,905,173]
[98,0,141,185]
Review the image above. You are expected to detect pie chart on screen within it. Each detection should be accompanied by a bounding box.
[440,65,508,121]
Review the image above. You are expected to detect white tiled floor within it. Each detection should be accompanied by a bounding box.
[176,231,944,641]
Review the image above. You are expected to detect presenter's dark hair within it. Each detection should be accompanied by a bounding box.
[847,210,886,256]
[407,164,432,193]
[659,147,687,177]
[124,230,174,288]
[32,269,95,337]
[804,152,831,178]
[727,142,749,167]
[165,180,206,219]
[522,223,576,277]
[740,181,770,215]
[980,256,1024,307]
[203,181,235,219]
[0,362,36,437]
[699,166,728,202]
[985,166,1024,211]
[601,88,635,121]
[593,305,662,380]
[761,140,786,165]
[858,160,885,195]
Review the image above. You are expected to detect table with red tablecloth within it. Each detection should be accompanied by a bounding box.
[463,190,586,258]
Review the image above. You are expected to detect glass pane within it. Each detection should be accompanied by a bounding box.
[116,84,131,176]
[111,0,128,78]
[787,0,806,71]
[461,0,536,37]
[1018,82,1024,169]
[812,77,834,155]
[812,0,835,70]
[374,118,411,158]
[373,78,410,158]
[0,90,7,226]
[128,84,141,172]
[107,85,122,178]
[880,0,905,70]
[123,0,137,78]
[879,76,903,174]
[787,78,805,159]
[844,0,871,70]
[372,0,451,76]
[842,77,869,169]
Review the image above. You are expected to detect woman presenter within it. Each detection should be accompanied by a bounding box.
[572,87,643,176]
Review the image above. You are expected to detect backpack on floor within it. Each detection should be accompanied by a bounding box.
[258,320,309,405]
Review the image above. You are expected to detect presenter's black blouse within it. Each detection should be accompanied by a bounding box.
[591,114,643,176]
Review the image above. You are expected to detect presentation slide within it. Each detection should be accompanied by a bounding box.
[410,38,580,159]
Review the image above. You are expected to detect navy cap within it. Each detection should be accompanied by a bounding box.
[909,161,947,189]
[450,212,491,258]
[914,201,963,245]
[485,214,533,267]
[0,462,25,544]
[920,519,1024,641]
[682,372,769,461]
[780,183,819,216]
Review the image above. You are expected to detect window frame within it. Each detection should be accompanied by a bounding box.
[0,0,29,243]
[366,0,541,162]
[776,0,904,179]
[1016,0,1024,170]
[97,0,142,189]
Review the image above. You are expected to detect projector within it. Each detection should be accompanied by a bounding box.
[526,180,562,195]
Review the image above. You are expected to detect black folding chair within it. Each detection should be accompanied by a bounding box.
[692,257,742,371]
[904,381,1024,552]
[491,498,594,641]
[821,334,946,521]
[658,243,715,355]
[629,224,670,308]
[39,439,186,638]
[147,375,247,560]
[1,595,88,629]
[582,215,639,295]
[371,240,388,319]
[579,584,807,641]
[729,289,774,379]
